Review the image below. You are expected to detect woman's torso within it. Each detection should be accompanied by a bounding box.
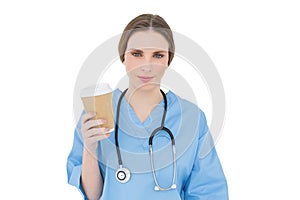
[97,89,203,200]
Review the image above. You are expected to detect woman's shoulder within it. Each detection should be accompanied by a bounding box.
[112,88,122,98]
[167,90,208,140]
[167,90,204,114]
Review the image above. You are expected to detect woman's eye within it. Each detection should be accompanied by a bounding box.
[154,54,164,59]
[132,52,142,57]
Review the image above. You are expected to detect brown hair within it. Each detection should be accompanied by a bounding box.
[118,14,175,65]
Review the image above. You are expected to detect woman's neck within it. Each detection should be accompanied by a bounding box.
[125,86,163,123]
[126,86,163,107]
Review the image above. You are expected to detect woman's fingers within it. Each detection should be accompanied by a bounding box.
[81,112,110,151]
[82,119,107,131]
[85,133,111,143]
[85,127,111,138]
[82,112,97,124]
[83,129,110,151]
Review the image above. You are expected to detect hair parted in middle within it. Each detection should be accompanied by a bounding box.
[118,14,175,66]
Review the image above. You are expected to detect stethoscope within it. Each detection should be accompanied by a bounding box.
[114,88,177,191]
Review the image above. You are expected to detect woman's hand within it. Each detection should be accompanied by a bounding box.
[81,112,110,152]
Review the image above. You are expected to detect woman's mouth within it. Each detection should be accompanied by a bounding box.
[137,76,154,83]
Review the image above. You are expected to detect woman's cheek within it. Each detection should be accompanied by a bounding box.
[154,57,168,67]
[125,59,143,72]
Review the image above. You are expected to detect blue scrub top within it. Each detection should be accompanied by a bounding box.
[67,89,228,200]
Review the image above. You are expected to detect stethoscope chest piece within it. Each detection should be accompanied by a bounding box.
[116,167,131,183]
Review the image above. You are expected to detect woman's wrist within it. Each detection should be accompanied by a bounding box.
[83,146,98,161]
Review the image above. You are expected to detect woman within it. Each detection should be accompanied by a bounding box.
[67,14,228,200]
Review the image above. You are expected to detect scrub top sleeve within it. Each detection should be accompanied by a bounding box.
[183,111,228,200]
[66,114,88,199]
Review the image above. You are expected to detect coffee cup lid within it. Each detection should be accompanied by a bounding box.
[80,83,112,97]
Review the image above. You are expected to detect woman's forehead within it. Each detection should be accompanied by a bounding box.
[126,30,169,51]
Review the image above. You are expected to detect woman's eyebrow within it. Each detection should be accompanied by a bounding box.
[153,50,168,54]
[127,48,167,53]
[128,48,144,53]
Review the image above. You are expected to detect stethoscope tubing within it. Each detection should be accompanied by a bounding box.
[114,88,176,190]
[114,88,128,166]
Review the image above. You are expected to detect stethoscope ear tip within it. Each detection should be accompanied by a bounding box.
[171,184,177,189]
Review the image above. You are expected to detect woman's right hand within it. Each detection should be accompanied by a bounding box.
[81,112,111,152]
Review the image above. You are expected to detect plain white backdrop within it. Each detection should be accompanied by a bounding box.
[1,0,299,199]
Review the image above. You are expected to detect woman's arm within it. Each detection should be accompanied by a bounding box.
[184,111,228,199]
[67,112,110,200]
[81,148,103,200]
[80,112,110,200]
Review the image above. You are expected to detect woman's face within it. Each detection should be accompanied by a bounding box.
[123,30,169,92]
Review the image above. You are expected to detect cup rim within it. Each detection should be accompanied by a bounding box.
[80,83,112,97]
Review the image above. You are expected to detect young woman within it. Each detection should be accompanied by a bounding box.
[67,14,228,200]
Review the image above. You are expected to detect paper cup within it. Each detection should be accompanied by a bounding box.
[80,83,114,132]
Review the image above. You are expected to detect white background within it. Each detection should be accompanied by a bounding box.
[1,0,299,199]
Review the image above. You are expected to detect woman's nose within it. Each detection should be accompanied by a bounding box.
[140,64,152,72]
[140,56,154,72]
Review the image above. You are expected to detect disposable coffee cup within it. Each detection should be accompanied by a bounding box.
[80,83,114,132]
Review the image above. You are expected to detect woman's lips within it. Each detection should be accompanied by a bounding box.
[138,76,154,83]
